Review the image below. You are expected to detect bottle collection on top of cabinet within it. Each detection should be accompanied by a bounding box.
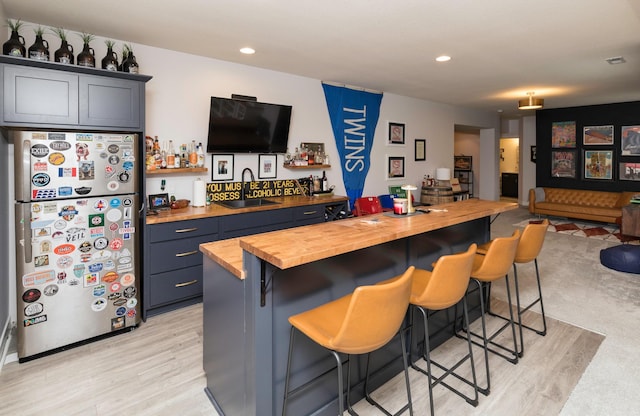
[145,136,205,171]
[2,19,140,74]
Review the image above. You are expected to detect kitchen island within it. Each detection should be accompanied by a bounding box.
[200,199,517,416]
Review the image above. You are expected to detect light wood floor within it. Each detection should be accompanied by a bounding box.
[0,299,603,416]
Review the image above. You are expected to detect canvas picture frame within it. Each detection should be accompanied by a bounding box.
[551,121,576,148]
[387,156,405,179]
[551,150,576,178]
[454,155,472,171]
[621,126,640,155]
[415,139,426,161]
[584,150,613,180]
[619,162,640,181]
[388,122,405,145]
[583,125,614,145]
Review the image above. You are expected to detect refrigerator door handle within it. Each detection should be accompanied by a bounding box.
[15,203,32,263]
[15,138,31,202]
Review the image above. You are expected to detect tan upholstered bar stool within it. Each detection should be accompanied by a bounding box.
[282,266,415,416]
[481,219,549,357]
[382,244,479,416]
[466,229,521,396]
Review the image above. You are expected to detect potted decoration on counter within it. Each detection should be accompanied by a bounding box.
[3,19,26,57]
[52,27,73,64]
[28,25,49,61]
[76,32,95,67]
[101,39,118,71]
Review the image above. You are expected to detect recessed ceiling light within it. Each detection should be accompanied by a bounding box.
[435,55,451,62]
[240,47,255,55]
[605,56,625,65]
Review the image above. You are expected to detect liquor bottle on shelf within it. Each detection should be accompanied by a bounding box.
[322,170,328,191]
[189,140,198,168]
[166,140,175,169]
[197,142,205,168]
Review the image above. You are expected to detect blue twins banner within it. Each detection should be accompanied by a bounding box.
[322,82,383,210]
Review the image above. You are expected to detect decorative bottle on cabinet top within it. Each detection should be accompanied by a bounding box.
[28,26,49,61]
[52,27,74,64]
[76,32,95,67]
[101,40,118,71]
[3,19,26,57]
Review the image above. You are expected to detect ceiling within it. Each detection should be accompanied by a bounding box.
[3,0,640,117]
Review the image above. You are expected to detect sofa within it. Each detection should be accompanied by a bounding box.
[528,187,635,224]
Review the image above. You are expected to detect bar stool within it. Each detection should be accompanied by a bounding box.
[382,244,479,416]
[481,219,549,357]
[465,229,521,396]
[282,266,415,416]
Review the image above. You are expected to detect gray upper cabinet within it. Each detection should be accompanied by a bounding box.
[0,57,151,130]
[79,75,140,128]
[3,64,79,125]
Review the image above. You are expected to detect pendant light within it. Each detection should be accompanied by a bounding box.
[518,92,544,110]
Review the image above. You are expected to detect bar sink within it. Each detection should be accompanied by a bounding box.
[217,199,280,209]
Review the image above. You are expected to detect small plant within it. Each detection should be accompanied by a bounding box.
[121,44,129,59]
[105,39,115,49]
[33,25,45,37]
[6,19,23,32]
[78,32,95,45]
[51,27,68,42]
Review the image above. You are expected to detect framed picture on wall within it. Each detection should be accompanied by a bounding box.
[212,154,234,181]
[619,162,640,181]
[454,155,472,171]
[387,155,405,179]
[621,126,640,155]
[414,139,426,161]
[584,150,613,180]
[258,154,277,179]
[551,121,576,148]
[388,122,405,145]
[583,125,614,145]
[530,145,537,163]
[551,150,576,178]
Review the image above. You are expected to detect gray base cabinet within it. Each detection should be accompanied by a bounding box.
[144,200,348,318]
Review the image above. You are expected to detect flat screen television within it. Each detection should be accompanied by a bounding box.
[206,96,292,153]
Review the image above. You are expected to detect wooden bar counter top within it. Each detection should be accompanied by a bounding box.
[200,199,517,277]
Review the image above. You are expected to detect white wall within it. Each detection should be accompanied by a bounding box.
[520,115,537,205]
[3,23,501,326]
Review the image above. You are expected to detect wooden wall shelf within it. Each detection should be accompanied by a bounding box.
[146,167,208,175]
[283,164,331,170]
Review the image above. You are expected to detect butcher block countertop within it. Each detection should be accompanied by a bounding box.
[146,195,349,224]
[200,199,517,279]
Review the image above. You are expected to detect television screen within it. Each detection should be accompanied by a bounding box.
[206,97,292,153]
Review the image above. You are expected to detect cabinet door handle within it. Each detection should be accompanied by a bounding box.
[175,227,198,233]
[303,210,318,215]
[175,250,198,257]
[175,279,198,288]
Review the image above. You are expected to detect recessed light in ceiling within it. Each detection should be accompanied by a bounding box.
[240,47,256,55]
[435,55,451,62]
[605,56,625,65]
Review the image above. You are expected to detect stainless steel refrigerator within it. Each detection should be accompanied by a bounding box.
[13,130,141,361]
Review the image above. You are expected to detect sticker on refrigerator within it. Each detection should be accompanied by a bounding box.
[126,298,137,308]
[58,167,76,178]
[48,152,65,166]
[115,306,126,317]
[109,238,123,251]
[48,132,66,141]
[49,140,71,151]
[22,288,41,303]
[108,292,121,301]
[102,271,119,283]
[92,250,112,261]
[118,171,130,183]
[78,241,92,253]
[108,144,120,154]
[33,227,51,237]
[106,209,122,222]
[90,227,105,238]
[91,298,107,312]
[34,161,47,172]
[108,155,120,165]
[24,315,47,327]
[54,244,75,256]
[123,207,132,220]
[113,298,127,307]
[73,264,85,278]
[123,286,136,299]
[126,308,136,318]
[65,227,87,242]
[110,282,121,293]
[111,316,125,331]
[24,302,44,318]
[84,272,99,287]
[104,165,116,178]
[94,199,108,212]
[56,255,73,269]
[122,161,134,171]
[89,214,105,227]
[93,237,109,250]
[58,187,73,197]
[56,271,67,284]
[109,198,121,208]
[40,240,51,253]
[75,142,90,160]
[31,132,47,140]
[32,173,51,187]
[107,181,119,191]
[75,186,92,195]
[32,189,57,199]
[79,161,94,180]
[93,284,106,297]
[88,263,103,273]
[22,270,56,287]
[59,205,78,221]
[43,284,58,296]
[31,144,49,158]
[122,197,133,207]
[34,255,49,267]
